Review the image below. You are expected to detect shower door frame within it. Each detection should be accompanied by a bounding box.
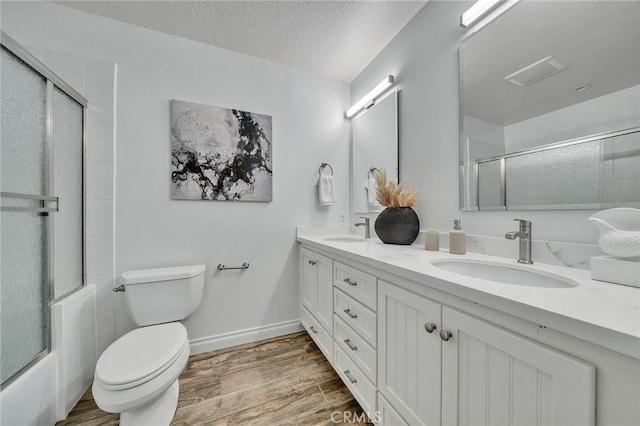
[1,31,87,389]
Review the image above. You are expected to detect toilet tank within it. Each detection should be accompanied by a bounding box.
[121,264,206,326]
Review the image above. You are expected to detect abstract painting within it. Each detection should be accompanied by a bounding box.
[170,100,272,201]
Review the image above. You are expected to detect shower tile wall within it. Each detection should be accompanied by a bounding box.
[27,45,117,415]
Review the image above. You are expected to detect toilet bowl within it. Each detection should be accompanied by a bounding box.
[93,322,189,424]
[93,264,205,425]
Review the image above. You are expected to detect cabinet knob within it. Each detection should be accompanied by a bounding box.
[308,260,317,266]
[344,338,358,351]
[424,322,437,333]
[439,330,453,342]
[343,369,358,384]
[344,308,358,319]
[343,278,358,286]
[309,326,318,334]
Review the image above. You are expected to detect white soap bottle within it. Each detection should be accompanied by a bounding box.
[449,219,466,255]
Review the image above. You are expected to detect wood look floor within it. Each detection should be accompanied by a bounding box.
[56,332,371,425]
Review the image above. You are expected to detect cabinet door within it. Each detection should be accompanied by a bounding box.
[441,307,595,426]
[315,252,333,333]
[378,280,442,426]
[378,393,410,426]
[300,248,317,313]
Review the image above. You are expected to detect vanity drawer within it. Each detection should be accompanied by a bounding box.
[334,315,377,383]
[334,262,377,310]
[335,289,377,348]
[334,345,377,417]
[300,306,333,364]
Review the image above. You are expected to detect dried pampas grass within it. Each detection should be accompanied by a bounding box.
[375,169,418,208]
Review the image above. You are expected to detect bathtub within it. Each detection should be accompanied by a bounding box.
[0,353,58,425]
[1,284,96,425]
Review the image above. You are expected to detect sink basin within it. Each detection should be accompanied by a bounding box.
[323,235,365,243]
[431,259,578,288]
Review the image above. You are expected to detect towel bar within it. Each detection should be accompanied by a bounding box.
[217,262,250,271]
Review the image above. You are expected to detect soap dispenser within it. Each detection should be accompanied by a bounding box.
[449,219,466,255]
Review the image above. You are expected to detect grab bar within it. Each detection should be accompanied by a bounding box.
[217,262,250,271]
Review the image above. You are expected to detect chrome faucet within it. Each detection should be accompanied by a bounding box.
[505,219,533,264]
[354,216,371,239]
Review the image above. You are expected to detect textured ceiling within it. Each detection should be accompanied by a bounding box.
[54,0,427,82]
[462,1,640,126]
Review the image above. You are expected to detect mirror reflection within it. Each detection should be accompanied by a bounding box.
[460,1,640,211]
[352,90,398,213]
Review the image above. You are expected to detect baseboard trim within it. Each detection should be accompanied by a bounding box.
[189,319,304,355]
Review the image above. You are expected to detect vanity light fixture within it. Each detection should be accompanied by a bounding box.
[460,0,506,28]
[345,75,394,119]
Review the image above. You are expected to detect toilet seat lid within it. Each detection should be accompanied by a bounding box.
[96,322,188,389]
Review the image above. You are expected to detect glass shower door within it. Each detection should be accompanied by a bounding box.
[0,47,52,385]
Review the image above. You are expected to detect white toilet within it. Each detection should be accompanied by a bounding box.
[93,264,206,426]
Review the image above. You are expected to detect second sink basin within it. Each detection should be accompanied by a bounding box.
[431,259,578,288]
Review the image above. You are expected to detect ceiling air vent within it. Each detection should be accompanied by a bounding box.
[505,56,568,87]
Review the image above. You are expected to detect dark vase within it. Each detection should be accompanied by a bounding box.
[374,207,420,245]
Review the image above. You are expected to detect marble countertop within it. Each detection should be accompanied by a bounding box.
[297,227,640,359]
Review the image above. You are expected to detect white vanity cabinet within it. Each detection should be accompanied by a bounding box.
[297,237,638,426]
[378,280,596,426]
[299,247,334,362]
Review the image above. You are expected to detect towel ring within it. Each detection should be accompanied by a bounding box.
[368,167,379,178]
[319,162,334,176]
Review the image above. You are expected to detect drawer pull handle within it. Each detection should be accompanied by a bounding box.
[344,308,358,319]
[308,260,317,266]
[344,369,358,384]
[343,278,358,286]
[309,326,318,334]
[344,338,358,351]
[440,330,453,342]
[424,322,437,334]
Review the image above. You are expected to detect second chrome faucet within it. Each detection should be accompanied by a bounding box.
[505,219,533,264]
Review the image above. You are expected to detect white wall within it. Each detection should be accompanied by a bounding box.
[350,0,606,245]
[3,2,350,347]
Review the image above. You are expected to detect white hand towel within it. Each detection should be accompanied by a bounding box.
[366,177,380,206]
[319,175,336,206]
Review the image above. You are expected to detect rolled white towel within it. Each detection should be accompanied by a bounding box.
[366,177,379,207]
[319,174,336,206]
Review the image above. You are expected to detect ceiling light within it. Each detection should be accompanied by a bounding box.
[504,56,568,87]
[460,0,506,28]
[346,75,394,119]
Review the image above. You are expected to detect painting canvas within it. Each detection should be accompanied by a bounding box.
[170,100,272,201]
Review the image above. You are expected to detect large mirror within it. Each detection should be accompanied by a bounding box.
[460,1,640,211]
[352,90,398,213]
